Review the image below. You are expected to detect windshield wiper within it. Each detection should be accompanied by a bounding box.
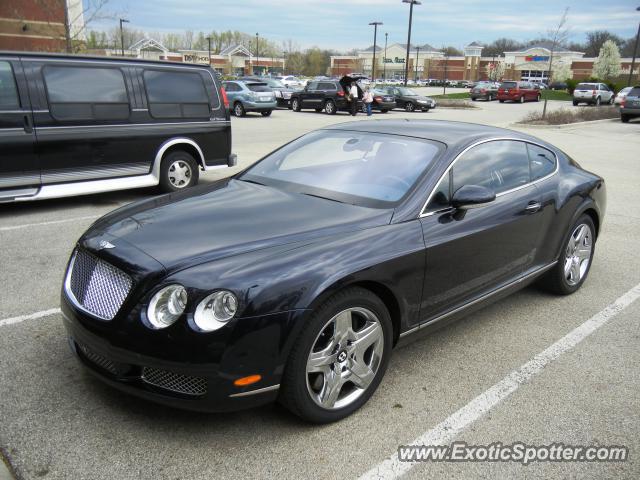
[238,178,265,186]
[300,192,347,204]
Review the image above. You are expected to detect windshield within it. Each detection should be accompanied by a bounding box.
[397,88,418,96]
[576,83,597,90]
[240,130,442,208]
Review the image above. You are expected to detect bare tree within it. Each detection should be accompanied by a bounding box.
[63,0,114,52]
[542,7,571,119]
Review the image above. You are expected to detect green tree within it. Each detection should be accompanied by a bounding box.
[592,40,622,80]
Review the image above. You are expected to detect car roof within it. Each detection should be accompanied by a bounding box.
[323,120,545,150]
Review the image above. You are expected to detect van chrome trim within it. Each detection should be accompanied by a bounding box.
[153,137,206,173]
[418,137,560,218]
[399,261,558,339]
[228,384,280,398]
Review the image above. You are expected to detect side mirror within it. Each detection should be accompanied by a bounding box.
[451,185,496,210]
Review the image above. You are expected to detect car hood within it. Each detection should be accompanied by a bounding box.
[85,179,393,272]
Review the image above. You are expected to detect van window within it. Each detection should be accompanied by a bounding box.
[144,70,209,119]
[0,61,19,109]
[43,65,129,120]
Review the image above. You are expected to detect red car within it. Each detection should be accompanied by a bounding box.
[497,81,541,103]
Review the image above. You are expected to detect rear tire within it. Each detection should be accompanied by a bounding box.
[279,287,392,423]
[233,102,246,117]
[621,114,630,123]
[261,110,272,117]
[159,150,199,193]
[540,214,595,295]
[536,94,541,102]
[499,99,504,103]
[471,97,477,101]
[519,95,525,104]
[573,100,579,106]
[405,102,415,112]
[324,100,337,115]
[595,97,601,107]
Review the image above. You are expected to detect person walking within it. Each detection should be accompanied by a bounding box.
[363,86,374,116]
[349,82,359,116]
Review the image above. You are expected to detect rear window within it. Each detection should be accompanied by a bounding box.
[501,82,517,89]
[246,83,271,92]
[144,69,209,119]
[0,61,19,109]
[628,87,640,97]
[576,83,597,90]
[43,65,129,121]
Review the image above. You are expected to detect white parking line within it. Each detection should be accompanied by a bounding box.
[359,282,640,480]
[0,215,98,232]
[0,308,61,327]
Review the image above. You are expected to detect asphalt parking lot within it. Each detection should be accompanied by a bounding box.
[1,99,639,479]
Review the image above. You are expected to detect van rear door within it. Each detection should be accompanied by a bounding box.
[0,57,39,200]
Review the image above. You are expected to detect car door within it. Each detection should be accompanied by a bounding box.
[418,140,543,320]
[0,57,39,199]
[223,81,241,103]
[600,84,613,102]
[301,81,320,107]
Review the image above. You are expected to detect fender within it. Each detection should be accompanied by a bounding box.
[152,137,206,176]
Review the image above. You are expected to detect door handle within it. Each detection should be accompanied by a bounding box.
[23,114,33,134]
[525,201,541,213]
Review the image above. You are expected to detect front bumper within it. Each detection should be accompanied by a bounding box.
[61,294,307,412]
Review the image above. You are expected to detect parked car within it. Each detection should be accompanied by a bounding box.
[549,82,568,90]
[276,75,304,89]
[290,75,363,115]
[378,86,436,112]
[240,76,296,108]
[460,80,474,88]
[497,81,541,103]
[614,86,633,105]
[0,51,234,202]
[572,83,614,106]
[61,120,605,423]
[619,85,640,123]
[363,89,396,113]
[221,81,277,117]
[470,81,499,101]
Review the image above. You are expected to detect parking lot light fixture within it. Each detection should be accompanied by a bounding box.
[628,6,640,87]
[402,0,421,86]
[415,45,420,82]
[384,32,388,80]
[206,36,212,66]
[369,21,383,81]
[119,18,129,56]
[255,33,259,75]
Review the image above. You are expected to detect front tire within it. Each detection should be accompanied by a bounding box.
[541,214,595,295]
[291,98,301,112]
[595,97,601,107]
[279,287,392,423]
[519,95,525,104]
[159,151,199,193]
[621,114,630,123]
[405,102,415,112]
[261,110,272,117]
[324,100,337,115]
[573,100,579,106]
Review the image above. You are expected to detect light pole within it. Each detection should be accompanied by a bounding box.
[628,6,640,86]
[383,32,388,80]
[119,18,129,56]
[402,0,421,86]
[255,33,259,75]
[415,45,420,82]
[206,36,212,66]
[369,21,383,80]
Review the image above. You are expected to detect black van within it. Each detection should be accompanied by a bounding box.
[0,52,235,202]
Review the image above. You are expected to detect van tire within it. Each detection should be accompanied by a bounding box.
[159,151,199,193]
[519,95,525,104]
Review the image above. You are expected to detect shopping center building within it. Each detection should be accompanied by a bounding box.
[330,42,639,82]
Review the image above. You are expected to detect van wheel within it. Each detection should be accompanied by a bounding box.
[519,95,525,104]
[159,151,199,193]
[261,110,272,117]
[405,102,415,112]
[324,100,336,115]
[292,98,301,111]
[233,102,246,117]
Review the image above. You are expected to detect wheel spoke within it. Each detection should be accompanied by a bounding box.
[575,225,587,245]
[333,310,353,343]
[318,368,343,408]
[570,262,581,282]
[575,246,591,261]
[307,341,337,373]
[352,322,382,357]
[348,357,376,390]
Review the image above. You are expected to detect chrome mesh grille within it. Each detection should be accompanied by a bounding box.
[142,367,207,396]
[78,343,118,375]
[67,249,132,321]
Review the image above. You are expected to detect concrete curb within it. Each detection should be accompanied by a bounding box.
[510,118,619,129]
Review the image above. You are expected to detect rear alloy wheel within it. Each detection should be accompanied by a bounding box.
[159,151,199,193]
[405,102,415,112]
[540,214,595,295]
[261,110,272,117]
[233,102,246,117]
[292,98,301,112]
[324,100,337,115]
[280,287,392,423]
[595,97,601,107]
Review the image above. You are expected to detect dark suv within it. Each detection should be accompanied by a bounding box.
[290,75,362,115]
[620,85,640,123]
[0,52,234,202]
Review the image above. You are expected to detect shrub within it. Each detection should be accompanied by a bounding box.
[566,79,579,94]
[519,106,619,125]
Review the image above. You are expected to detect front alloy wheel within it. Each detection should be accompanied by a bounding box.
[405,102,415,112]
[280,287,392,423]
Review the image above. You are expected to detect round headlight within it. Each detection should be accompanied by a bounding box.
[147,285,187,329]
[194,290,238,332]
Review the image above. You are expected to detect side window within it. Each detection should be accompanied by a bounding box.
[223,82,239,92]
[527,143,556,181]
[0,61,20,109]
[306,81,319,90]
[318,82,336,91]
[43,65,129,121]
[425,172,451,212]
[144,69,209,119]
[452,140,530,195]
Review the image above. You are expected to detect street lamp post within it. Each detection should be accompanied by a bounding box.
[119,18,129,56]
[402,0,421,86]
[383,32,388,80]
[369,21,383,80]
[415,46,420,82]
[206,36,212,66]
[628,6,640,87]
[255,33,260,75]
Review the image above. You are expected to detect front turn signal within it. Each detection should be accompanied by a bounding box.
[234,375,262,387]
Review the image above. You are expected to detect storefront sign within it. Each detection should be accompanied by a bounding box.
[525,55,550,62]
[183,54,210,64]
[383,57,405,64]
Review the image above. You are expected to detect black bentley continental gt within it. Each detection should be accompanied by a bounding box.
[61,120,606,423]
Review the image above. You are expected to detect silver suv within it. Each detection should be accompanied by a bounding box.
[573,82,614,106]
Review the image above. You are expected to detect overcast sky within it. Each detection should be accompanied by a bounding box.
[90,0,640,50]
